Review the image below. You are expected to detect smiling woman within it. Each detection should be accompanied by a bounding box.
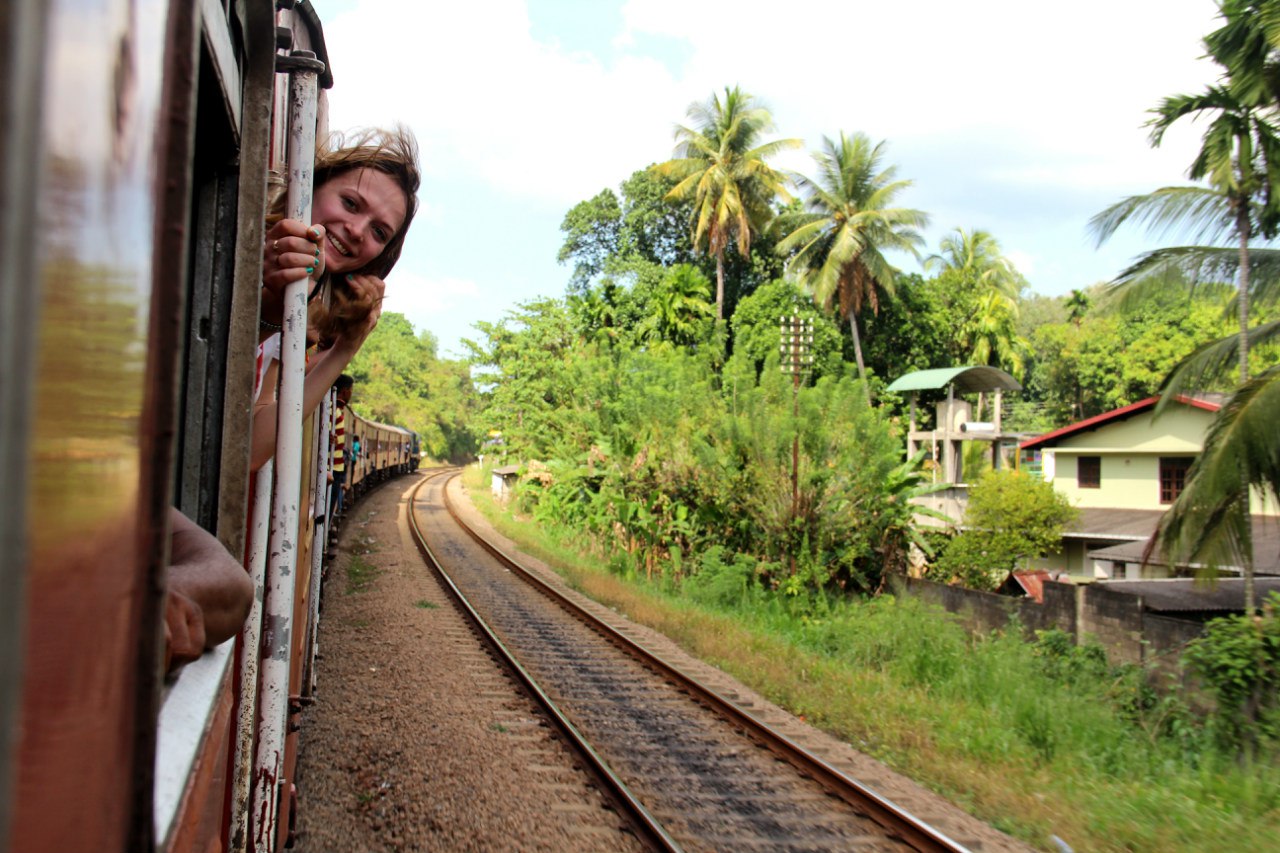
[249,127,421,473]
[261,125,421,347]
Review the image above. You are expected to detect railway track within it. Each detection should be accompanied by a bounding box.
[408,471,973,853]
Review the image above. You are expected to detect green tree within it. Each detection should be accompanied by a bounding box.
[1090,2,1280,613]
[1025,294,1232,422]
[1182,594,1280,753]
[728,278,845,382]
[935,469,1076,590]
[774,132,928,397]
[653,86,799,321]
[1150,345,1280,613]
[924,228,1029,380]
[347,313,480,462]
[558,189,623,291]
[464,299,595,459]
[859,273,954,383]
[1064,289,1091,327]
[1204,0,1280,109]
[925,227,1023,300]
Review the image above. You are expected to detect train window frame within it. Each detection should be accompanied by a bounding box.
[172,32,243,530]
[152,641,237,845]
[1,0,52,837]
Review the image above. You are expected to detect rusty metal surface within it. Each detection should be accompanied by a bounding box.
[0,0,52,844]
[11,0,171,850]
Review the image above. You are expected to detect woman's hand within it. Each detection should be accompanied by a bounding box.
[334,273,386,351]
[261,219,327,325]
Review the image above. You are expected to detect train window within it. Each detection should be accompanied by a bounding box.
[172,32,244,530]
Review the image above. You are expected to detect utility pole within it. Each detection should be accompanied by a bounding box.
[780,315,813,576]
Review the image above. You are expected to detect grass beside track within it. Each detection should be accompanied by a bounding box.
[461,466,1280,852]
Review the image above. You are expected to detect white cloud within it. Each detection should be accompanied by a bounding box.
[1005,249,1036,277]
[319,0,1220,208]
[307,0,1230,353]
[320,0,684,204]
[382,270,478,321]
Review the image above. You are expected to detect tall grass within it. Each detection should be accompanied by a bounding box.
[461,465,1280,851]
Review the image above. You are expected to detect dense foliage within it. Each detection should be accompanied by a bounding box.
[344,312,479,462]
[1183,593,1280,754]
[466,294,929,594]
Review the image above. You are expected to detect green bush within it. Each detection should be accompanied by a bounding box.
[683,546,760,608]
[1183,594,1280,754]
[935,468,1076,589]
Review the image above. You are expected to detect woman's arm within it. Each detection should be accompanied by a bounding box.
[166,507,254,667]
[250,274,385,472]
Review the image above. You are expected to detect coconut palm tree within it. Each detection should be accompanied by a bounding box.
[774,132,928,397]
[652,87,799,321]
[923,228,1028,383]
[1203,0,1280,107]
[924,227,1023,301]
[1149,348,1280,614]
[1090,83,1280,384]
[1095,5,1280,613]
[1065,289,1092,326]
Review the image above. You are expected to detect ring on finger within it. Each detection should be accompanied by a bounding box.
[273,239,280,252]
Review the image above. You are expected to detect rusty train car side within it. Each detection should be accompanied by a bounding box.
[1,2,412,850]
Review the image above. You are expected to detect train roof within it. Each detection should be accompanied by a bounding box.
[347,409,412,437]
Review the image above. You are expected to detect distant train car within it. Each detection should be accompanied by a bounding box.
[347,410,415,498]
[2,2,417,851]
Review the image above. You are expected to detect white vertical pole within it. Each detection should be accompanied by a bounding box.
[304,391,332,696]
[252,49,323,852]
[230,461,274,853]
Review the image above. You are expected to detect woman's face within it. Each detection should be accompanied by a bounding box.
[312,168,408,274]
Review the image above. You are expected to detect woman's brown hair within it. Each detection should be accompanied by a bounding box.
[268,125,421,345]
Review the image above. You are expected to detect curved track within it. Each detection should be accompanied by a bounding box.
[407,471,972,853]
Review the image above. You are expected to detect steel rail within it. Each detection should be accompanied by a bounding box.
[439,473,971,853]
[406,472,683,853]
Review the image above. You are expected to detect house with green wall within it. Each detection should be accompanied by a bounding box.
[1019,395,1279,579]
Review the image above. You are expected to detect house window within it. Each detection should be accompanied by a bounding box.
[1077,456,1101,489]
[1159,457,1194,504]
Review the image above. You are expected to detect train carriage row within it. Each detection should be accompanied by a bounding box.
[1,1,414,850]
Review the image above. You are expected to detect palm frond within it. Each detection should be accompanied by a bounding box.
[1153,365,1280,571]
[1089,187,1234,247]
[1156,320,1280,403]
[1106,245,1280,310]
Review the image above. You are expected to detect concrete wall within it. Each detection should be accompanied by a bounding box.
[889,576,1202,667]
[1077,584,1145,664]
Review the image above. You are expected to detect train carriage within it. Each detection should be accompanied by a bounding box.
[345,411,414,498]
[1,2,416,851]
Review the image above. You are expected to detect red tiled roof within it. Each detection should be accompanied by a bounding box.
[1020,395,1221,451]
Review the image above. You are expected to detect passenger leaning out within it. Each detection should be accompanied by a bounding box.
[251,126,421,471]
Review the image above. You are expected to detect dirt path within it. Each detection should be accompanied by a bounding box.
[293,473,643,852]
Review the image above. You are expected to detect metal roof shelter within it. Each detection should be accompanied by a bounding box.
[886,366,1022,395]
[888,366,1022,485]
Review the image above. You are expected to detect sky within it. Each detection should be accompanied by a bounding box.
[308,0,1225,358]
